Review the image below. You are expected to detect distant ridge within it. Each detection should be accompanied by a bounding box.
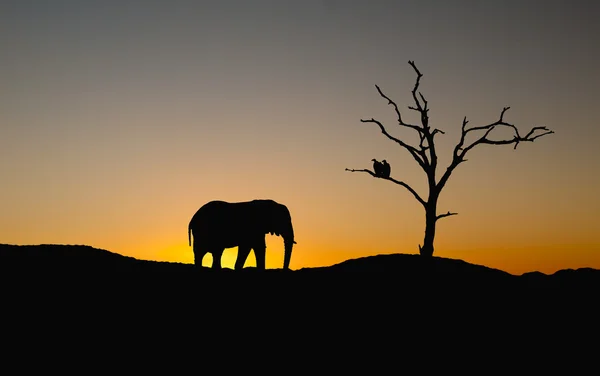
[0,243,190,272]
[0,243,597,283]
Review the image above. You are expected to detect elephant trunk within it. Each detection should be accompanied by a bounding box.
[282,226,295,270]
[283,240,293,270]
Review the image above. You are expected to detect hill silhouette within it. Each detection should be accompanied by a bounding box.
[1,243,597,292]
[2,243,598,340]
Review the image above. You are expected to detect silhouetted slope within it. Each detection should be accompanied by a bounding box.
[1,244,598,292]
[3,244,593,362]
[0,243,190,273]
[304,253,513,277]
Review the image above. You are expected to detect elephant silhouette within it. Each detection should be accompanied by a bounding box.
[188,199,296,270]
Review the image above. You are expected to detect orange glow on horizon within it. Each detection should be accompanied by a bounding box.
[137,236,600,276]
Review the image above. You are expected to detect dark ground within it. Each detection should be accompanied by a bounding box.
[1,243,597,297]
[1,243,598,359]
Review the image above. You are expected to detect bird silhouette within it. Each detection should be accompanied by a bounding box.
[381,160,391,178]
[372,159,384,177]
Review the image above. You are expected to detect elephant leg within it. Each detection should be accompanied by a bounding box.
[253,241,266,270]
[212,248,224,269]
[193,248,207,268]
[235,245,251,270]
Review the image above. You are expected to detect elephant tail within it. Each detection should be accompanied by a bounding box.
[188,225,192,247]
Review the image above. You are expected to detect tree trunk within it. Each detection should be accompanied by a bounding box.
[419,203,437,257]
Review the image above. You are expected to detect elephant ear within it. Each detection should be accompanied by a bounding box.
[264,211,280,236]
[262,202,288,236]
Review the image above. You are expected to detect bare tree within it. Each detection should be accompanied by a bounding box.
[346,61,554,257]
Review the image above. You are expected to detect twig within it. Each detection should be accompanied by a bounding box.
[345,168,426,207]
[436,211,458,221]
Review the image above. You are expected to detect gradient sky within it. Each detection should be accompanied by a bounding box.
[1,0,599,275]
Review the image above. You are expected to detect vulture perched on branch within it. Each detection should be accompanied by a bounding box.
[381,160,391,178]
[372,159,384,177]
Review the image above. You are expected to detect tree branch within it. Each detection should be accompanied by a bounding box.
[457,107,555,157]
[459,108,554,157]
[408,60,425,114]
[360,118,427,171]
[439,107,554,191]
[374,84,423,135]
[436,211,458,221]
[405,61,441,179]
[345,168,426,207]
[373,84,432,167]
